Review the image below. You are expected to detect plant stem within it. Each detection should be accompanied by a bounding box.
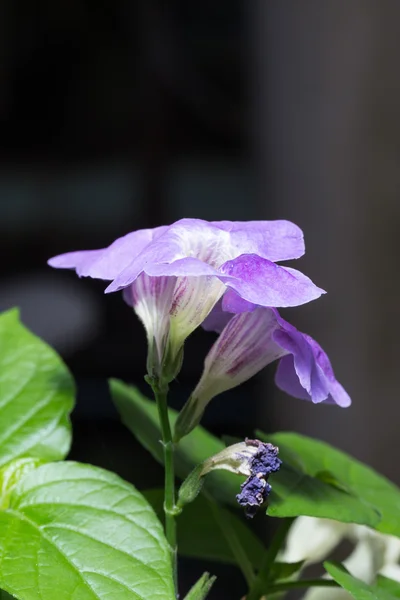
[151,380,178,596]
[208,497,255,587]
[246,518,294,600]
[265,579,340,594]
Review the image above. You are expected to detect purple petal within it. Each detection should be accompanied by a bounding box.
[274,327,351,407]
[219,254,325,308]
[221,289,257,314]
[105,220,228,292]
[193,308,286,404]
[202,299,233,333]
[202,290,256,333]
[48,227,167,281]
[105,219,310,298]
[212,219,305,261]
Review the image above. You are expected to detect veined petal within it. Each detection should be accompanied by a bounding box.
[193,308,285,404]
[189,306,350,436]
[169,275,226,352]
[123,274,176,378]
[174,308,285,439]
[218,255,325,308]
[105,220,315,310]
[105,220,233,293]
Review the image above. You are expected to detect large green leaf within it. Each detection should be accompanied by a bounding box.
[264,432,400,536]
[0,461,175,600]
[324,562,397,600]
[0,309,74,466]
[110,381,380,526]
[145,489,266,567]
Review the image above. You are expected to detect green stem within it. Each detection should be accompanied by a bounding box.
[151,380,178,596]
[246,518,294,600]
[208,497,255,587]
[265,579,340,594]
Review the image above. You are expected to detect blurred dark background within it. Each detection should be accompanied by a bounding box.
[1,1,400,597]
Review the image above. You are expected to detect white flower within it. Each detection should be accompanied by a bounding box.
[280,516,400,600]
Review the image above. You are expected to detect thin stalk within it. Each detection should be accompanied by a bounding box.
[151,380,178,596]
[246,518,294,600]
[208,496,255,587]
[265,579,340,594]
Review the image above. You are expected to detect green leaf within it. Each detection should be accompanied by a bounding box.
[0,461,175,600]
[0,458,43,509]
[183,573,216,600]
[324,562,397,600]
[267,461,379,525]
[145,489,266,568]
[264,432,400,536]
[0,591,15,599]
[375,576,400,598]
[110,380,240,505]
[0,309,74,466]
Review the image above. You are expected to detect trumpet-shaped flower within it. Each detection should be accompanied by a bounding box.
[174,303,350,440]
[280,516,400,599]
[48,218,324,381]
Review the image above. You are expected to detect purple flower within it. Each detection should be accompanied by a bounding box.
[48,218,324,380]
[174,302,350,440]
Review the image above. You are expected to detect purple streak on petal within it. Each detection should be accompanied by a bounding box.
[213,219,305,261]
[48,227,167,281]
[219,254,325,308]
[194,308,286,404]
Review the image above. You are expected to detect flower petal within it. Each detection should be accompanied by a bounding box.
[105,220,312,306]
[202,299,233,333]
[281,517,349,564]
[191,308,285,407]
[212,219,305,261]
[274,327,351,407]
[218,254,325,308]
[379,564,400,582]
[123,274,176,377]
[48,227,166,280]
[105,220,233,292]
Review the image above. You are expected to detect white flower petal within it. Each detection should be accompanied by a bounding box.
[281,517,349,565]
